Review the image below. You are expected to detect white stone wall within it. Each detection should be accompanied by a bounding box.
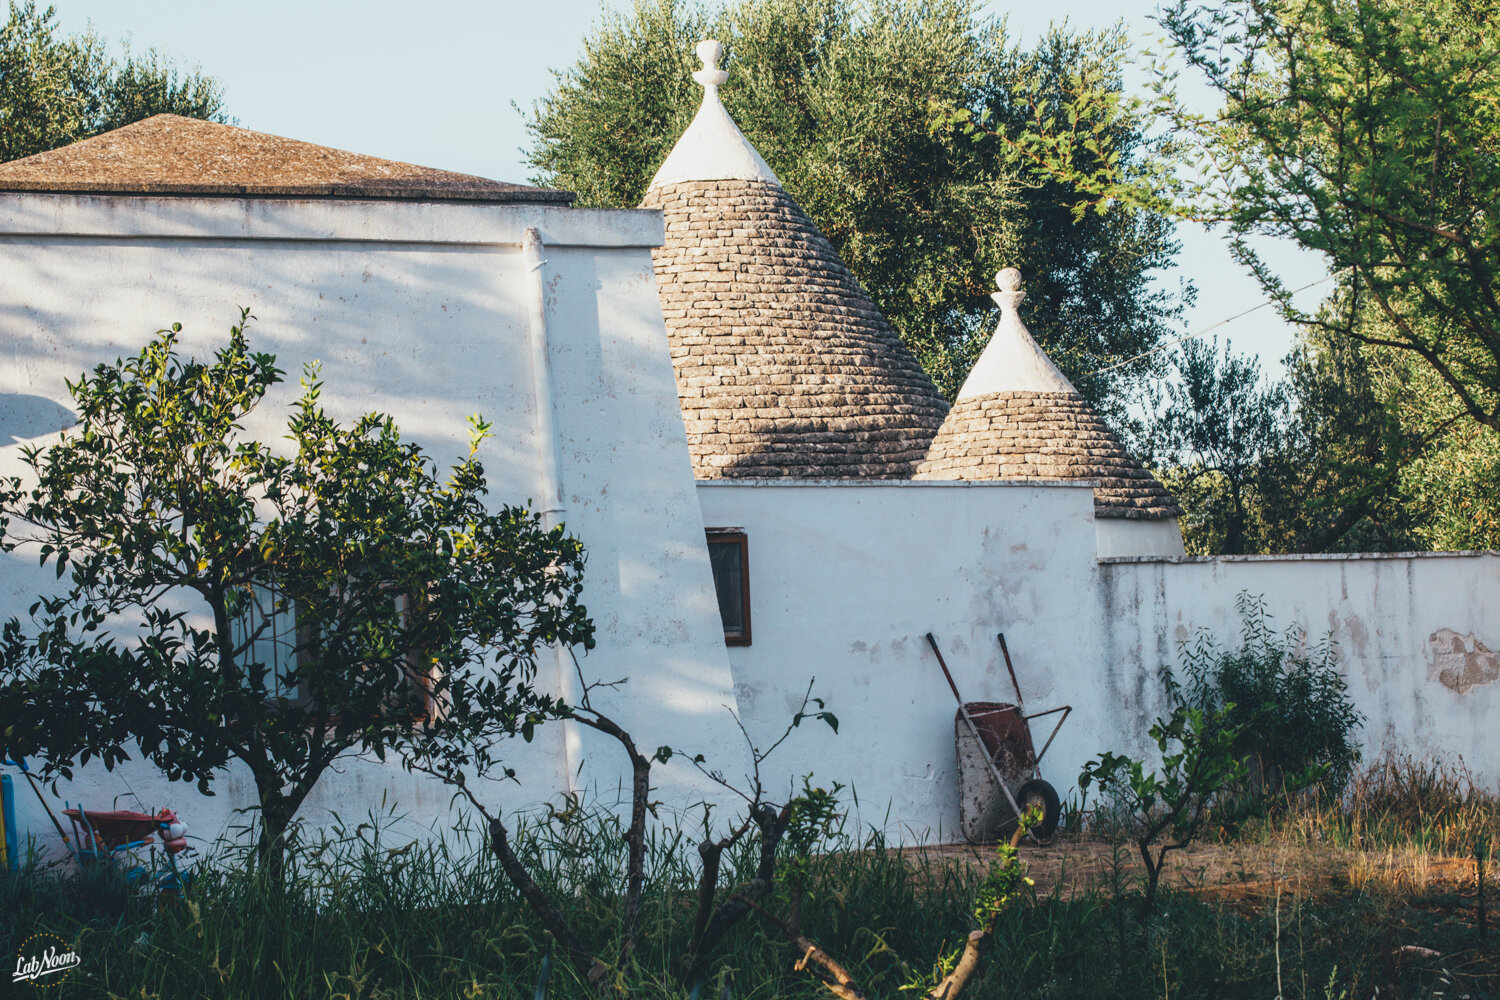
[1095,517,1186,559]
[696,480,1109,842]
[700,482,1500,841]
[0,193,740,853]
[1098,552,1500,781]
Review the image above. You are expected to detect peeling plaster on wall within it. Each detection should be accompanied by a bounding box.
[1096,562,1121,717]
[1429,629,1500,694]
[1149,565,1171,713]
[902,762,937,782]
[1098,552,1500,787]
[1340,611,1371,661]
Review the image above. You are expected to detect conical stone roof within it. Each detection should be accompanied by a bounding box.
[641,41,949,479]
[916,269,1182,520]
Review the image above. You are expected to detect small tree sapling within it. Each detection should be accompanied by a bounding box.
[1079,705,1249,922]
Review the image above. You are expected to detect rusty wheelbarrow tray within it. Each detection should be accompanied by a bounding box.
[926,633,1072,845]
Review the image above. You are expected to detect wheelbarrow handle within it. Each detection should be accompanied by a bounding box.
[1031,705,1073,768]
[998,633,1024,706]
[925,632,964,707]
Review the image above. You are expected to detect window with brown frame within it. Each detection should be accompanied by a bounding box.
[706,528,751,646]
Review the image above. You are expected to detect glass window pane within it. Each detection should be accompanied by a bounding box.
[708,539,744,636]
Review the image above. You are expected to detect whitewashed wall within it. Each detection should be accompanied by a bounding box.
[1095,517,1186,559]
[700,482,1500,842]
[4,195,1498,856]
[0,192,740,854]
[696,480,1109,842]
[1099,552,1500,782]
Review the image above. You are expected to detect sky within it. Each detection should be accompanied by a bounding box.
[49,0,1326,382]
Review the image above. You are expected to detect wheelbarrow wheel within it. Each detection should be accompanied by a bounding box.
[1015,778,1060,844]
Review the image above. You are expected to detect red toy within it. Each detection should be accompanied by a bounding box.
[62,807,190,856]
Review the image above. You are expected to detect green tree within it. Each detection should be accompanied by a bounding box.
[1260,325,1419,552]
[0,1,226,163]
[1398,412,1500,550]
[0,316,594,869]
[1080,704,1251,923]
[526,0,1186,412]
[1146,331,1421,554]
[1009,0,1500,544]
[1152,0,1500,437]
[1328,296,1500,550]
[1147,337,1288,554]
[1160,0,1500,549]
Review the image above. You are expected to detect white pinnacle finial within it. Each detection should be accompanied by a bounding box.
[645,38,783,190]
[693,40,729,88]
[992,268,1025,312]
[955,265,1078,399]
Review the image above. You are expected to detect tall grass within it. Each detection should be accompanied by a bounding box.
[1,803,980,999]
[2,790,1496,999]
[1253,755,1500,860]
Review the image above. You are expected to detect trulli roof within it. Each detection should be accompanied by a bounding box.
[916,269,1182,520]
[640,41,949,479]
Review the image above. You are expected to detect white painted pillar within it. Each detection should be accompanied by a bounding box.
[521,226,585,798]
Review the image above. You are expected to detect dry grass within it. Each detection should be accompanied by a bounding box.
[917,754,1500,908]
[1271,754,1500,858]
[916,836,1484,902]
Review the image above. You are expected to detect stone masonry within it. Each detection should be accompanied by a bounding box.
[917,391,1183,519]
[642,178,950,479]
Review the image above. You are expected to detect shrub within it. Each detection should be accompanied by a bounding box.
[1165,592,1363,795]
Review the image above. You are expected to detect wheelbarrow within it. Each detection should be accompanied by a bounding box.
[926,633,1072,845]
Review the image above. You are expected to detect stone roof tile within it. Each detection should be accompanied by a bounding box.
[0,115,573,204]
[643,177,948,479]
[915,270,1182,520]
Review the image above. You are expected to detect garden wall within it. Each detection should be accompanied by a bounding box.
[1098,551,1500,783]
[700,481,1500,842]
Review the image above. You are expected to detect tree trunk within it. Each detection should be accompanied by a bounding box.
[1136,839,1162,924]
[256,793,291,883]
[488,817,607,987]
[1225,478,1247,554]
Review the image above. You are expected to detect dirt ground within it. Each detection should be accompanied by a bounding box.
[913,836,1483,903]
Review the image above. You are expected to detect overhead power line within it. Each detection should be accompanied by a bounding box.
[1080,272,1338,380]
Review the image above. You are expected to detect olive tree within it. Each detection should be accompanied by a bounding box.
[527,0,1186,412]
[0,313,595,869]
[1,1,227,163]
[1004,0,1500,544]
